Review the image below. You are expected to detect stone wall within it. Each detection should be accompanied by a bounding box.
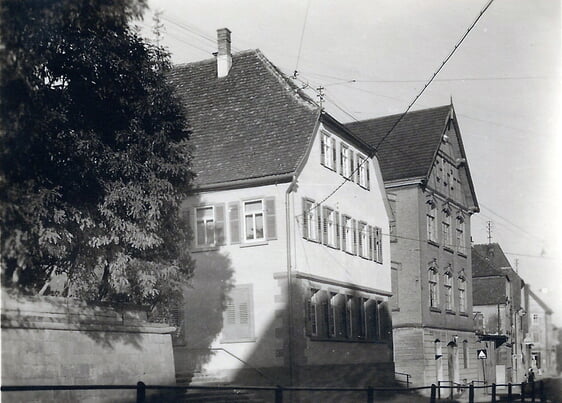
[1,290,176,403]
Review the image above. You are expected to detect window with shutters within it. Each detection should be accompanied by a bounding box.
[364,299,380,341]
[322,207,339,248]
[342,215,354,254]
[302,198,320,242]
[328,293,337,337]
[222,285,255,342]
[357,154,369,189]
[244,200,265,241]
[320,132,336,170]
[195,206,215,247]
[307,289,320,336]
[358,222,369,258]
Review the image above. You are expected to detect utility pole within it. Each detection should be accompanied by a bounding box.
[316,86,325,108]
[486,221,493,244]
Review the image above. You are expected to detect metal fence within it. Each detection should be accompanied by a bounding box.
[1,380,548,402]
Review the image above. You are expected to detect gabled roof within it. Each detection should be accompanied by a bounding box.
[528,288,554,315]
[472,247,505,277]
[473,243,512,270]
[345,105,452,182]
[168,50,320,188]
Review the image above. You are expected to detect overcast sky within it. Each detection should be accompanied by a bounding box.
[142,0,562,325]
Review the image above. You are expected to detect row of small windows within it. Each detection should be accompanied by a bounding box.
[426,199,466,252]
[193,199,276,248]
[306,289,392,342]
[428,265,467,313]
[321,132,370,189]
[302,198,383,263]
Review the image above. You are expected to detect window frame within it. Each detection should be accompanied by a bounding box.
[458,275,467,313]
[340,143,353,179]
[243,199,265,242]
[444,271,454,311]
[321,132,336,171]
[195,205,216,247]
[302,198,320,242]
[427,201,438,243]
[357,154,370,189]
[358,222,369,258]
[442,210,452,249]
[429,267,439,308]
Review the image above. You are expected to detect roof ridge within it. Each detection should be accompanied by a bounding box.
[172,49,261,69]
[348,104,451,125]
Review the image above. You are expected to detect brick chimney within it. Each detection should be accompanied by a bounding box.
[217,28,232,78]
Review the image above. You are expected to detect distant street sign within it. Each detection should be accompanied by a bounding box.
[477,349,488,360]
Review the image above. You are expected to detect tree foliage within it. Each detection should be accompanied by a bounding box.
[0,0,195,313]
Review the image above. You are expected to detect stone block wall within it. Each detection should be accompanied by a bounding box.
[1,290,176,403]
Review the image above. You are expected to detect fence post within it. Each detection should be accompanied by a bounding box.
[508,383,512,401]
[367,386,374,403]
[430,384,437,403]
[469,383,474,403]
[539,380,545,403]
[521,382,525,402]
[275,386,283,403]
[491,383,496,402]
[136,381,146,403]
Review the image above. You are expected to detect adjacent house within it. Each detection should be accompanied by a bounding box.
[168,29,394,388]
[346,105,480,388]
[472,243,527,385]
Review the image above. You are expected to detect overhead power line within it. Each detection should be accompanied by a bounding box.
[294,0,312,77]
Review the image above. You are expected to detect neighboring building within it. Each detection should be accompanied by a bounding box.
[168,29,393,388]
[525,286,558,377]
[346,105,480,388]
[472,243,527,385]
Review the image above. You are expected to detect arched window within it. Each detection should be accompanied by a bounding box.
[426,200,437,242]
[442,207,452,248]
[456,213,465,253]
[458,275,467,313]
[444,271,453,311]
[429,266,439,308]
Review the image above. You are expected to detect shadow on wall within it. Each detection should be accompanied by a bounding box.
[174,249,234,383]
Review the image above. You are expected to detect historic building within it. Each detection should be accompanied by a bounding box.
[168,29,394,388]
[346,105,480,387]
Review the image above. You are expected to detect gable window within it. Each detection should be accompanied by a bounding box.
[429,266,439,308]
[223,285,254,342]
[196,206,215,247]
[302,198,320,242]
[456,214,465,253]
[458,275,466,313]
[358,222,369,258]
[442,209,452,248]
[357,154,370,189]
[320,132,336,170]
[322,207,340,248]
[340,143,353,179]
[427,201,437,243]
[244,200,265,241]
[444,271,453,311]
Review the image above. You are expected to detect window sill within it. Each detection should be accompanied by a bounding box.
[343,249,356,256]
[430,307,441,313]
[303,237,321,244]
[458,252,467,258]
[460,312,468,317]
[358,184,370,191]
[445,310,456,315]
[444,246,454,254]
[240,240,268,248]
[321,163,336,173]
[428,240,440,248]
[192,245,220,253]
[308,336,387,344]
[220,338,257,344]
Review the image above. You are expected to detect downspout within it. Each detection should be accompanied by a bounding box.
[285,175,298,386]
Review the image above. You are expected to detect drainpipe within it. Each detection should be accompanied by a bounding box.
[285,176,298,387]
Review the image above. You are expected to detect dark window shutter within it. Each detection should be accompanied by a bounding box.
[340,144,344,174]
[368,225,374,260]
[215,204,225,245]
[222,285,254,341]
[302,199,309,239]
[229,202,241,244]
[342,217,347,250]
[365,299,379,341]
[335,212,340,249]
[332,140,337,169]
[366,161,370,189]
[265,197,277,240]
[352,219,357,255]
[378,302,392,341]
[322,207,328,245]
[320,134,325,166]
[316,204,322,243]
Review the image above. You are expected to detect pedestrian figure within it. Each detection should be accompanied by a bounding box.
[528,368,535,383]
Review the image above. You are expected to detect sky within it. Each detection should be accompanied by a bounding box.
[141,0,562,325]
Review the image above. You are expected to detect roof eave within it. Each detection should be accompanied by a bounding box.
[193,173,295,192]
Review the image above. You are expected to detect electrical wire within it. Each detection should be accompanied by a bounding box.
[294,0,312,77]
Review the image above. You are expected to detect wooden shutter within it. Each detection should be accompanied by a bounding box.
[320,134,325,166]
[341,216,347,251]
[215,204,225,245]
[340,144,344,175]
[332,139,337,169]
[365,299,378,341]
[366,160,370,189]
[229,202,240,244]
[222,285,254,341]
[334,211,340,249]
[316,204,322,243]
[367,225,374,260]
[352,219,357,255]
[302,198,309,239]
[322,207,328,245]
[265,197,277,240]
[378,302,392,341]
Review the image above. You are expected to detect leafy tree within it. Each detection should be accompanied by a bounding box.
[0,0,195,315]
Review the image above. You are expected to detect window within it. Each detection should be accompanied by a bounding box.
[427,201,437,243]
[244,200,265,241]
[358,222,369,258]
[342,215,353,253]
[322,207,340,248]
[357,154,370,189]
[364,299,380,341]
[196,206,215,247]
[302,198,320,242]
[532,313,540,324]
[340,143,353,179]
[373,226,383,263]
[456,215,465,252]
[328,293,337,337]
[429,267,439,308]
[321,132,336,170]
[307,289,320,336]
[463,340,469,369]
[458,276,466,313]
[223,285,254,342]
[442,210,452,248]
[444,272,453,311]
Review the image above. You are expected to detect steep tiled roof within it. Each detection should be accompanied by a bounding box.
[168,50,319,187]
[473,277,507,305]
[345,105,451,182]
[472,247,504,277]
[473,243,512,269]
